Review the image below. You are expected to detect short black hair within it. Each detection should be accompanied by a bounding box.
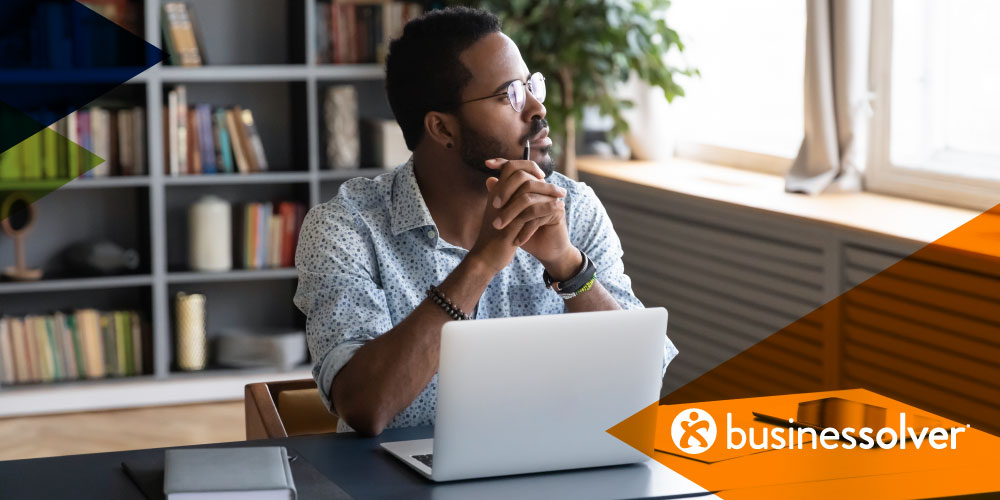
[385,7,502,151]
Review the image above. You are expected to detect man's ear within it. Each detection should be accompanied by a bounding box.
[424,111,459,150]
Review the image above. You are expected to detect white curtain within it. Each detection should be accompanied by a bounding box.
[785,0,872,194]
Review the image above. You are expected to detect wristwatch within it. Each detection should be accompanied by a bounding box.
[543,249,598,300]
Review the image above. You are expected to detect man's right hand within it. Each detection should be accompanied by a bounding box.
[467,158,566,275]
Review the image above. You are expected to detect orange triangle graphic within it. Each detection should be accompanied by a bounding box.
[609,203,1000,498]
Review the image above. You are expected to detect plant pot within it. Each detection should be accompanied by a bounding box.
[619,71,677,163]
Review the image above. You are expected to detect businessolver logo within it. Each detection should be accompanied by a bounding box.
[670,408,717,454]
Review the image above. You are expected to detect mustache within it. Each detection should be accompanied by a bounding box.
[520,118,549,144]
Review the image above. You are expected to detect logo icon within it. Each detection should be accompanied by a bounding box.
[671,408,717,454]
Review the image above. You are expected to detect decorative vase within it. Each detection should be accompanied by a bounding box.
[175,292,207,371]
[188,195,232,272]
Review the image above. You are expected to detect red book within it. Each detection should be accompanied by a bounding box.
[346,4,356,64]
[330,2,340,64]
[279,202,294,268]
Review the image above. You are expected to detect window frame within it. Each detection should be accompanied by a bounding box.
[866,0,1000,211]
[674,142,792,176]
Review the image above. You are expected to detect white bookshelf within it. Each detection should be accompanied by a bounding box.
[0,0,400,415]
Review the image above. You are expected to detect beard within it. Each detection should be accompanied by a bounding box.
[458,117,555,178]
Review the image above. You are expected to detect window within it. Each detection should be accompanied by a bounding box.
[869,0,1000,210]
[667,0,806,172]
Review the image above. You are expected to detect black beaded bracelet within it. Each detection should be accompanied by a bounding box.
[428,284,472,320]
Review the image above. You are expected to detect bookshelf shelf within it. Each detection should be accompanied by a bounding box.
[163,172,312,185]
[313,64,385,81]
[0,69,149,85]
[319,167,391,181]
[168,364,312,380]
[0,366,312,418]
[0,0,406,415]
[0,177,150,191]
[166,268,298,284]
[62,176,152,189]
[159,65,313,82]
[0,275,153,295]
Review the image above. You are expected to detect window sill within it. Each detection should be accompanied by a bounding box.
[576,156,989,247]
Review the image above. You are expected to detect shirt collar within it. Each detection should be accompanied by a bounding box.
[390,156,437,236]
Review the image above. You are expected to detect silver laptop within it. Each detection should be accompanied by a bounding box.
[381,307,668,482]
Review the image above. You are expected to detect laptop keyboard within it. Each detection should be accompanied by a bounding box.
[412,453,433,468]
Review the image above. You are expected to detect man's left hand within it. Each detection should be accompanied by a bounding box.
[485,159,582,282]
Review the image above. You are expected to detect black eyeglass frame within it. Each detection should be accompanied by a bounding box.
[459,72,546,112]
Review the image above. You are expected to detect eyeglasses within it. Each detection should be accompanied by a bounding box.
[460,72,546,113]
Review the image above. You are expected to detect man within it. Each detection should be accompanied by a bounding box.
[294,7,677,436]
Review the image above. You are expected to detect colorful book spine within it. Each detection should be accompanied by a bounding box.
[197,104,217,174]
[214,107,234,173]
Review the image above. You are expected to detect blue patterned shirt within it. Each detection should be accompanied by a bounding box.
[293,158,678,432]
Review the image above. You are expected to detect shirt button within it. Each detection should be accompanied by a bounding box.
[427,229,436,239]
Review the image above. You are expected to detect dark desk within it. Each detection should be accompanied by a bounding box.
[0,426,709,500]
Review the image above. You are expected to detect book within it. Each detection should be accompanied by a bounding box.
[90,107,111,177]
[187,108,202,175]
[22,133,43,180]
[44,316,63,381]
[24,316,41,382]
[35,316,55,382]
[56,313,77,380]
[317,2,331,64]
[0,319,15,384]
[0,139,20,181]
[226,109,250,174]
[131,311,143,375]
[122,446,352,500]
[269,214,283,268]
[100,312,116,376]
[117,109,134,175]
[197,105,217,174]
[231,106,258,172]
[9,318,30,383]
[215,327,306,371]
[65,313,86,379]
[213,108,234,174]
[132,107,147,175]
[163,447,297,500]
[43,119,59,179]
[317,1,422,64]
[257,202,269,268]
[176,85,189,174]
[162,2,203,66]
[66,111,80,178]
[167,90,179,175]
[240,108,268,171]
[76,309,100,379]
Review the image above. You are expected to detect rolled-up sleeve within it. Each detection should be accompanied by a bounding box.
[293,201,393,414]
[568,182,679,375]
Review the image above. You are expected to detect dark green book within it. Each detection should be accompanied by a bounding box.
[100,313,116,377]
[44,316,62,381]
[65,313,87,379]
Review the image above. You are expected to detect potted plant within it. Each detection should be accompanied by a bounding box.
[451,0,694,178]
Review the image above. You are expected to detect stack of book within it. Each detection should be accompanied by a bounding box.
[316,0,424,64]
[240,201,306,270]
[0,310,147,385]
[164,86,268,176]
[0,106,146,180]
[2,0,143,69]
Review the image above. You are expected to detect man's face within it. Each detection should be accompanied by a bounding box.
[456,32,554,178]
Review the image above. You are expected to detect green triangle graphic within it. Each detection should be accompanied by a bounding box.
[1,128,104,222]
